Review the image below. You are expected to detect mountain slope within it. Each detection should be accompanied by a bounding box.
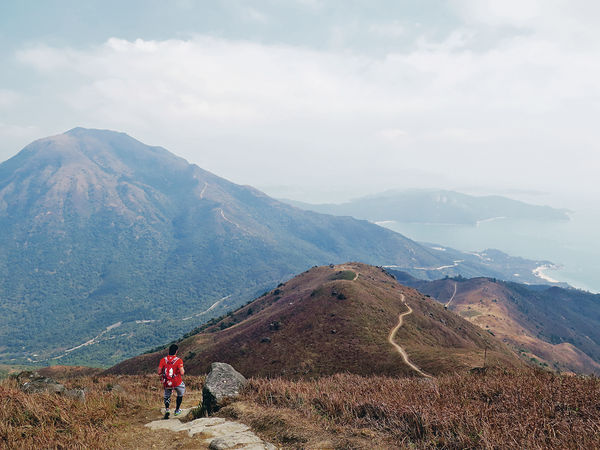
[0,129,457,365]
[0,128,549,366]
[283,189,569,225]
[109,263,523,378]
[388,270,600,374]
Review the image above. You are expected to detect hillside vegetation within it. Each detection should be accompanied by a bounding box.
[238,369,600,449]
[390,270,600,374]
[2,370,599,449]
[109,263,522,378]
[0,373,205,449]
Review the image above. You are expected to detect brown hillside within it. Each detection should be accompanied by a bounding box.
[108,263,522,378]
[401,275,600,375]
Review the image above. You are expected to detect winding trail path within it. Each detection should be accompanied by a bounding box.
[199,182,208,199]
[388,294,433,378]
[445,282,458,308]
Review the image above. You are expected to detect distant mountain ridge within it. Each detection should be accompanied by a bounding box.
[108,263,523,378]
[283,189,569,225]
[0,128,557,366]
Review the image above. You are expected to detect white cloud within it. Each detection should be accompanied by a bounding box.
[0,90,20,108]
[452,0,545,26]
[239,6,269,23]
[368,21,405,38]
[376,128,408,141]
[9,19,600,199]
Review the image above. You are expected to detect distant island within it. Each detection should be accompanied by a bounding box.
[282,189,570,225]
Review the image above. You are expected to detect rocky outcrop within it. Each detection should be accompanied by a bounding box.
[202,363,247,415]
[20,377,66,395]
[17,371,85,401]
[145,412,275,449]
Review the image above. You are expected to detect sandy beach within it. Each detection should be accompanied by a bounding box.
[533,265,560,283]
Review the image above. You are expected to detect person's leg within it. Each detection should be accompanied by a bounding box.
[174,383,186,413]
[164,388,173,410]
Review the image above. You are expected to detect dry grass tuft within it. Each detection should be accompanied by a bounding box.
[241,369,600,449]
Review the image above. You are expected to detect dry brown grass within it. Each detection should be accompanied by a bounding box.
[4,368,599,449]
[240,369,600,449]
[0,374,205,449]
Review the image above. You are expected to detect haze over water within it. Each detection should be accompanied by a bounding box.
[380,206,600,293]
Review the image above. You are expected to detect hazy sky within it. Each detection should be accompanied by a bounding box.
[1,0,599,204]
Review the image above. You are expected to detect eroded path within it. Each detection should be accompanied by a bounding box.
[388,294,433,378]
[445,282,458,308]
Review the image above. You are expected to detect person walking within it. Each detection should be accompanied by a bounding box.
[158,343,185,419]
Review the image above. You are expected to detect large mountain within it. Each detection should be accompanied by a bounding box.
[284,189,569,225]
[388,270,600,374]
[108,263,523,378]
[0,128,550,366]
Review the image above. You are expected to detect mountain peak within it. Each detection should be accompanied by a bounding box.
[63,127,138,143]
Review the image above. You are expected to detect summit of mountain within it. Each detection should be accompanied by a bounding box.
[108,263,523,378]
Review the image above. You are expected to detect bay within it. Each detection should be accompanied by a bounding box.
[378,208,600,293]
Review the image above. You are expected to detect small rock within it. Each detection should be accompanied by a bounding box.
[260,337,271,343]
[64,389,86,402]
[107,383,124,393]
[202,363,247,415]
[470,367,488,375]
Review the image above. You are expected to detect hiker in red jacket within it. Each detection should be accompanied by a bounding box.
[158,344,185,419]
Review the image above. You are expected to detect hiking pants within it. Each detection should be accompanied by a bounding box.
[164,382,185,408]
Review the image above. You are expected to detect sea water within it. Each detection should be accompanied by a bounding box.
[379,207,600,293]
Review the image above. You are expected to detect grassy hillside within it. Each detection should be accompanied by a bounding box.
[109,263,522,378]
[389,270,600,374]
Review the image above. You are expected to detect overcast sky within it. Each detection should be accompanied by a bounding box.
[1,0,599,204]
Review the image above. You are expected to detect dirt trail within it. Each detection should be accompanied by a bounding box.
[199,182,208,199]
[113,389,274,449]
[445,282,458,308]
[388,294,433,378]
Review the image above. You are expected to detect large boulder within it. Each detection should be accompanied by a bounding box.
[202,363,247,415]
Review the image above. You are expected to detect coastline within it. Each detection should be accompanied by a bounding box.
[475,216,507,227]
[532,264,560,283]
